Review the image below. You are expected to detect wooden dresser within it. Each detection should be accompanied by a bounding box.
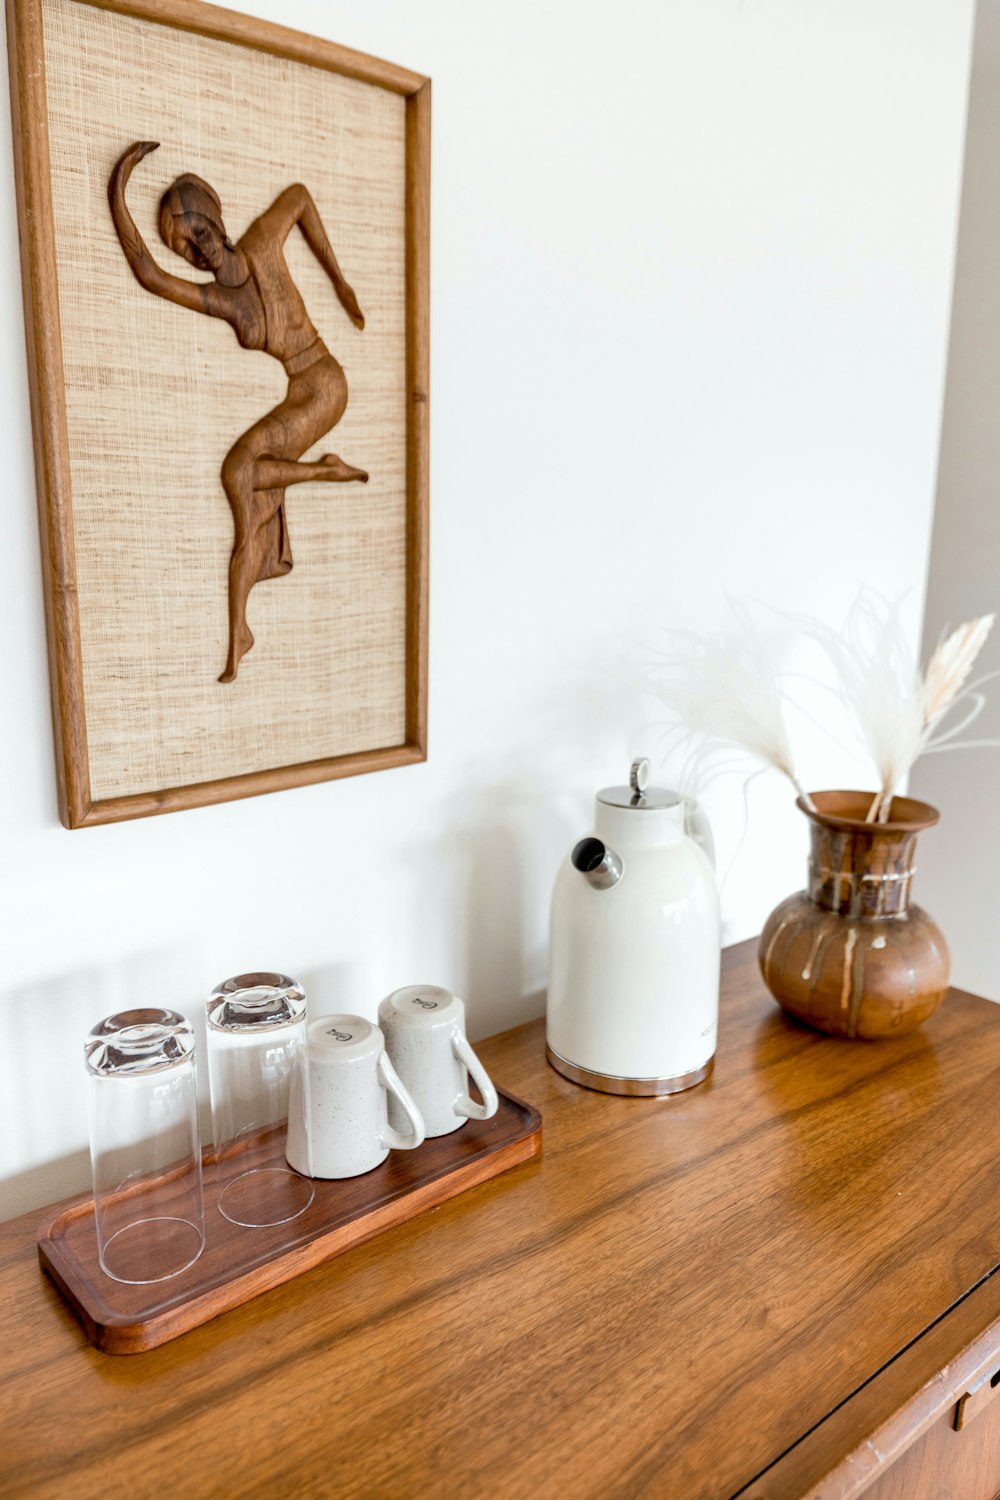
[3,940,1000,1499]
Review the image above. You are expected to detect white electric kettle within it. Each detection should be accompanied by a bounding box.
[546,757,721,1096]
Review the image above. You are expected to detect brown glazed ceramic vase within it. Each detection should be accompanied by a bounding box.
[758,791,950,1039]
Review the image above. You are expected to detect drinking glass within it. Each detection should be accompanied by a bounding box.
[85,1008,205,1284]
[206,972,314,1227]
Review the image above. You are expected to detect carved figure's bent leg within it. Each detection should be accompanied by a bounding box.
[218,355,353,682]
[254,455,369,488]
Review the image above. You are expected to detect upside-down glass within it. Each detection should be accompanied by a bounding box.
[206,972,314,1227]
[85,1008,205,1284]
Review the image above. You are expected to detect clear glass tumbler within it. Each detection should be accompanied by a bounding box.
[206,972,314,1228]
[85,1008,205,1284]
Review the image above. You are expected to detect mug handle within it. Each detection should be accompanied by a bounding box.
[377,1052,426,1151]
[452,1031,499,1121]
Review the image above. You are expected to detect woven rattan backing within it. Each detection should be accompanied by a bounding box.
[42,0,407,799]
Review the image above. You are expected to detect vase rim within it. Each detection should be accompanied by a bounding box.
[796,789,940,833]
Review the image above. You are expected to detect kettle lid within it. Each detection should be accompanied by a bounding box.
[597,757,683,811]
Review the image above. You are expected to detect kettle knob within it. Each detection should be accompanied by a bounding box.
[629,757,651,798]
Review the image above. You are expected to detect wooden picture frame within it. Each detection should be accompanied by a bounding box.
[6,0,429,827]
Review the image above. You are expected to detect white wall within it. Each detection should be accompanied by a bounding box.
[912,0,1000,1001]
[0,0,974,1218]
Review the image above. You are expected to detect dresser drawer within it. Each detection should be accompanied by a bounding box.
[743,1290,1000,1498]
[861,1359,1000,1500]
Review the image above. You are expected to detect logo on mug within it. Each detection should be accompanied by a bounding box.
[326,1028,354,1042]
[412,997,438,1010]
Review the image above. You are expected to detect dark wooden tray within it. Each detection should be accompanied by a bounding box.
[38,1088,541,1354]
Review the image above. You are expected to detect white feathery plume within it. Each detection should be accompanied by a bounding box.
[863,611,995,821]
[921,616,995,730]
[771,594,916,817]
[862,612,999,821]
[646,592,997,823]
[803,596,923,822]
[647,604,815,810]
[800,594,995,822]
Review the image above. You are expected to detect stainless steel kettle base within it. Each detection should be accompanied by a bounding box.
[545,1044,714,1097]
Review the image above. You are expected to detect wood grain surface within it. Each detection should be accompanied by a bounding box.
[38,1091,541,1355]
[6,0,431,825]
[5,0,85,825]
[857,1395,1000,1500]
[108,140,372,686]
[739,1264,1000,1499]
[3,940,1000,1499]
[84,0,427,92]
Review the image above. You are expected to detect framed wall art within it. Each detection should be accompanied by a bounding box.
[6,0,429,827]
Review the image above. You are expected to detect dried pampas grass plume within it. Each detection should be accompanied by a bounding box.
[921,616,996,728]
[864,611,996,822]
[647,591,997,823]
[790,594,925,823]
[647,603,816,810]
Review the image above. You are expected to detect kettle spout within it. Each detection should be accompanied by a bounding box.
[571,837,623,890]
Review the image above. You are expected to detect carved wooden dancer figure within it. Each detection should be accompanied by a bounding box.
[109,141,368,682]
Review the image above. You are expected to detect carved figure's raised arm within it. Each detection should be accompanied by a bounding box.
[108,142,230,319]
[258,184,365,330]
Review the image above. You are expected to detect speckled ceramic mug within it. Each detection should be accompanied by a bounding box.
[378,986,499,1139]
[285,1014,425,1179]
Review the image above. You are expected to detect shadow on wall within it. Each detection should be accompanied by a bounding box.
[0,759,614,1223]
[911,0,1000,1001]
[1,1148,92,1224]
[408,654,652,1034]
[0,965,102,1219]
[298,959,379,1023]
[0,941,211,1221]
[455,773,596,1040]
[349,756,608,1042]
[460,813,529,1032]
